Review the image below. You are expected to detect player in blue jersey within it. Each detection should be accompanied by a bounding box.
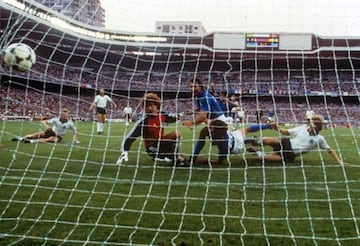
[182,78,228,164]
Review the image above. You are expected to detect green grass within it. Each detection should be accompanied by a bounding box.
[0,121,359,245]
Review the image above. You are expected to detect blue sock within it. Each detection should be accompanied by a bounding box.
[192,139,205,161]
[249,124,271,132]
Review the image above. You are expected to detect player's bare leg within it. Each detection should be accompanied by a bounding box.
[24,131,46,139]
[12,131,45,141]
[97,114,106,134]
[23,136,59,144]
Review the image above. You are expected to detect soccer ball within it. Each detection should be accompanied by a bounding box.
[3,43,36,72]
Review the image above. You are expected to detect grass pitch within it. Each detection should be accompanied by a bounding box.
[0,121,359,245]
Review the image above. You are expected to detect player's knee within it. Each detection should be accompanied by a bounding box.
[48,136,59,143]
[175,130,182,138]
[242,127,250,135]
[264,155,280,162]
[262,138,278,145]
[199,127,210,138]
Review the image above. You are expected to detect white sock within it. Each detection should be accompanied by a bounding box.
[175,140,182,160]
[256,151,265,159]
[30,139,39,143]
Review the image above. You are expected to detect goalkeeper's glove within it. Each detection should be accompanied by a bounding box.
[116,151,128,165]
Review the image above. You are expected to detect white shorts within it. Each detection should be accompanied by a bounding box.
[225,116,234,125]
[229,130,245,154]
[124,107,132,114]
[215,114,227,123]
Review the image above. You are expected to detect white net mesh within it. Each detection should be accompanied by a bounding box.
[0,0,359,245]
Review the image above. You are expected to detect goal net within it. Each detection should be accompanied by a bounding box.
[0,0,359,245]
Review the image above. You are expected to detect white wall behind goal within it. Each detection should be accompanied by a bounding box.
[213,33,246,50]
[279,33,312,50]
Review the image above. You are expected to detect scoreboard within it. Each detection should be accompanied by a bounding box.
[246,33,279,49]
[213,32,312,51]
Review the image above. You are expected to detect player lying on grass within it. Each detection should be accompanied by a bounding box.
[117,93,188,166]
[11,108,80,144]
[195,119,273,165]
[247,114,348,165]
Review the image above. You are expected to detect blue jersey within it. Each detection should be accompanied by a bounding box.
[197,90,224,119]
[217,99,234,117]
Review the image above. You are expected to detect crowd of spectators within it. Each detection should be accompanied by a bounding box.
[1,84,358,127]
[2,58,358,96]
[1,58,358,126]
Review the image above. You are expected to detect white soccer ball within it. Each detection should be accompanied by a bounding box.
[3,43,36,72]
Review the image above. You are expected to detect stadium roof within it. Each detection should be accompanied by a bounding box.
[1,0,360,65]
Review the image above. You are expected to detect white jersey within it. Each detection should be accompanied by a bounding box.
[228,130,245,154]
[225,116,234,125]
[93,95,113,109]
[305,110,315,120]
[238,110,245,118]
[124,106,133,114]
[47,117,76,136]
[288,125,330,155]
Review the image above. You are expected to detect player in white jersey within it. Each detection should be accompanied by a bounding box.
[11,108,79,144]
[89,88,117,134]
[122,103,133,126]
[305,108,315,124]
[236,107,246,126]
[248,114,347,165]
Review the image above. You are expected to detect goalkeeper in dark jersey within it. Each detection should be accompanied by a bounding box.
[117,93,188,166]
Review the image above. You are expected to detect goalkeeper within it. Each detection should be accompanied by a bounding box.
[117,93,188,166]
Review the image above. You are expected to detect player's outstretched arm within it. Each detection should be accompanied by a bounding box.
[89,102,95,111]
[183,111,207,128]
[327,148,348,165]
[72,132,80,144]
[273,124,290,135]
[41,120,51,130]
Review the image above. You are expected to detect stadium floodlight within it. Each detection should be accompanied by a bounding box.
[2,0,25,10]
[49,17,72,31]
